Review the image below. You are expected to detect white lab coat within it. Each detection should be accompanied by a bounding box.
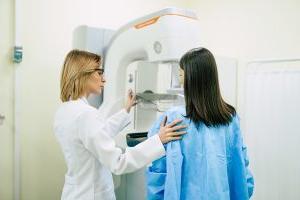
[54,97,165,200]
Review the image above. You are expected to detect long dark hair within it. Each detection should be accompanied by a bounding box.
[179,48,236,127]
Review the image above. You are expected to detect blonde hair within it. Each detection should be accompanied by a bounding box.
[60,49,101,102]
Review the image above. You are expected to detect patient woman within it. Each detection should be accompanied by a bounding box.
[146,48,254,200]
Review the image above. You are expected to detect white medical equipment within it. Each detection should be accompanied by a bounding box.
[73,7,237,200]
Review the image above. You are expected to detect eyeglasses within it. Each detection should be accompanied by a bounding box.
[94,68,104,76]
[84,68,104,76]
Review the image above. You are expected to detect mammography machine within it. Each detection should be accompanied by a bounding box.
[73,7,237,200]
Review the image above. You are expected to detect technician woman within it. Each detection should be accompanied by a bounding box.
[54,49,186,200]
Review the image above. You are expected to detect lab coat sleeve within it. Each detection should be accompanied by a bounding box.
[228,116,254,199]
[146,114,167,200]
[100,109,131,138]
[78,110,165,175]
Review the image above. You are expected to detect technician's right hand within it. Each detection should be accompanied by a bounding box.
[158,116,187,144]
[125,89,137,113]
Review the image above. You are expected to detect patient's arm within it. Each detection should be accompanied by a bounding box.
[228,116,254,199]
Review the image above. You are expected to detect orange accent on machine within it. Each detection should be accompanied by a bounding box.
[134,13,197,29]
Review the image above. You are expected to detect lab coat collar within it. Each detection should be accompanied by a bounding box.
[80,96,89,105]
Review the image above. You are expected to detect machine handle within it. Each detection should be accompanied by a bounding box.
[126,132,148,147]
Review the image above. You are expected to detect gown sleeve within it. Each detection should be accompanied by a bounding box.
[228,116,254,199]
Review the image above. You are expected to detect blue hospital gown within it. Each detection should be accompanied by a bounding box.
[146,106,254,200]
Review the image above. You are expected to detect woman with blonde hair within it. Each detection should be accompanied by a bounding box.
[54,49,186,200]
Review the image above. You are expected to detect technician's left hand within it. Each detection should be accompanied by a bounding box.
[125,89,138,113]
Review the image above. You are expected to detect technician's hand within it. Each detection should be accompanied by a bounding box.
[158,116,187,144]
[125,89,138,113]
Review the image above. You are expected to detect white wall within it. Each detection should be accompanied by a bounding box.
[190,0,300,59]
[0,0,14,200]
